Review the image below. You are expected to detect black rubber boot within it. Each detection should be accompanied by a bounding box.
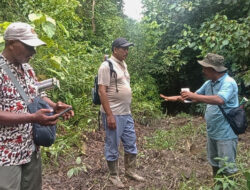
[212,166,220,177]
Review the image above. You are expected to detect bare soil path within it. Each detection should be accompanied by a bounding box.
[42,116,250,190]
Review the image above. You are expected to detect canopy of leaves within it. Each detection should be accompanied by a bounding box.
[127,0,250,113]
[0,0,162,156]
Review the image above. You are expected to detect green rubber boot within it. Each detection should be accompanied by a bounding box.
[124,153,145,182]
[107,160,125,188]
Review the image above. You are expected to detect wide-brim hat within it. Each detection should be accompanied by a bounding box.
[4,22,46,47]
[198,53,227,72]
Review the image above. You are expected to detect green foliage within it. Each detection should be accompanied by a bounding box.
[190,103,206,115]
[176,112,192,119]
[191,15,249,85]
[41,122,84,163]
[244,171,250,190]
[67,157,87,178]
[145,114,250,189]
[0,22,10,51]
[0,0,164,164]
[212,157,249,190]
[214,173,240,190]
[145,129,176,149]
[145,121,206,150]
[140,0,250,115]
[131,74,162,125]
[1,0,249,171]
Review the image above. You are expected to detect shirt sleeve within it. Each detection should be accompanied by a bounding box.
[98,62,110,86]
[196,81,209,95]
[217,82,235,103]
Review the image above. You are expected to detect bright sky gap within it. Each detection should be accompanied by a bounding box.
[123,0,143,21]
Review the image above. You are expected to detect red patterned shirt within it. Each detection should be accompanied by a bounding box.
[0,56,38,166]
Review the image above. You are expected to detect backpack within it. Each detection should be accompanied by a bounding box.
[92,58,118,105]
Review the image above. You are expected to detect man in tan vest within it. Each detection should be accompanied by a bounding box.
[98,38,145,188]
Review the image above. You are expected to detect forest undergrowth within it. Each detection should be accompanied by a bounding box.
[42,113,250,190]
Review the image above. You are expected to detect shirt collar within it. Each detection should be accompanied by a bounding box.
[111,55,125,66]
[211,73,227,86]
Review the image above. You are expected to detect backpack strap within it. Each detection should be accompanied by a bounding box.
[106,59,119,93]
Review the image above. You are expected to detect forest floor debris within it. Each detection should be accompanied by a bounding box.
[42,116,250,190]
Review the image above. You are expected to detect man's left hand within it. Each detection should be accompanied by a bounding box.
[54,101,74,120]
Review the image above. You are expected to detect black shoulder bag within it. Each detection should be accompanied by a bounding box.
[211,84,248,135]
[0,57,56,147]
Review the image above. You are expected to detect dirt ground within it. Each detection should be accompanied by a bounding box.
[42,116,250,190]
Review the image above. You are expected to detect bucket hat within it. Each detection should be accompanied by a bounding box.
[198,53,227,72]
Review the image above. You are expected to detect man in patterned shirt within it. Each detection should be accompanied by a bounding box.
[0,22,74,190]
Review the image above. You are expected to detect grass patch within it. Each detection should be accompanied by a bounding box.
[176,112,193,119]
[144,114,250,190]
[145,121,206,150]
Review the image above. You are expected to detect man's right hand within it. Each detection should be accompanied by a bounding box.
[32,109,59,126]
[107,114,116,130]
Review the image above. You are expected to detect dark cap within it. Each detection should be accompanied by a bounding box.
[112,37,134,51]
[198,53,227,72]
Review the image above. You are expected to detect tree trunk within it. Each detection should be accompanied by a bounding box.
[92,0,96,33]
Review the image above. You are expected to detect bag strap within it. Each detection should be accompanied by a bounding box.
[106,59,119,93]
[0,56,30,104]
[210,84,230,122]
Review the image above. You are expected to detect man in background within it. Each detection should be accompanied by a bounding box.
[98,37,145,188]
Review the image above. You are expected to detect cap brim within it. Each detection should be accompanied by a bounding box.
[198,60,227,72]
[120,42,134,47]
[20,38,46,47]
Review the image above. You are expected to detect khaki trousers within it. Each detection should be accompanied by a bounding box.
[0,151,42,190]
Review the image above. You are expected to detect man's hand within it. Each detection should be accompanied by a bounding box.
[54,101,74,120]
[181,91,195,101]
[107,114,116,130]
[32,109,59,125]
